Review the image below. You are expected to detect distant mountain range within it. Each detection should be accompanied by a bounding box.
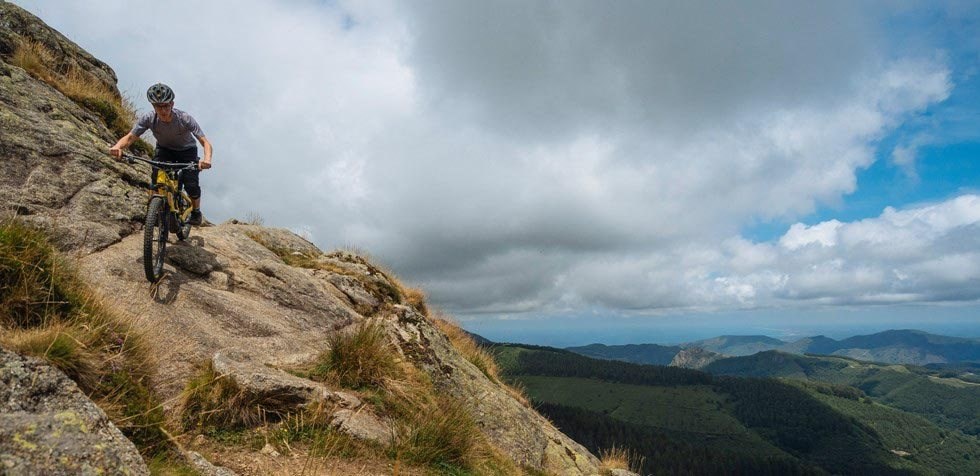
[566,329,980,366]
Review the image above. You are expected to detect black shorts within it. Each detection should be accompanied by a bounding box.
[153,146,201,199]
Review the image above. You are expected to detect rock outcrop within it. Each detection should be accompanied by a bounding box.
[0,1,148,252]
[669,347,724,370]
[0,348,149,475]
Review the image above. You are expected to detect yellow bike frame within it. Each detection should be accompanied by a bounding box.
[151,169,194,223]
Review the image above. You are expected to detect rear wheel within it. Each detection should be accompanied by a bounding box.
[143,196,168,282]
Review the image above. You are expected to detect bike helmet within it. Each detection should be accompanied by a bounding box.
[146,83,175,103]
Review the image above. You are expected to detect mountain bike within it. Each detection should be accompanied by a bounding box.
[122,153,198,283]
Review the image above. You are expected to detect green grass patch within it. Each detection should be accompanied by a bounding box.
[146,454,200,476]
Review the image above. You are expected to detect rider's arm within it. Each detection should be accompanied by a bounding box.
[198,135,213,169]
[109,133,138,160]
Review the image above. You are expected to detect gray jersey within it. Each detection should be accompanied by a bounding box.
[131,108,204,150]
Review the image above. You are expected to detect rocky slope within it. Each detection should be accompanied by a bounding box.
[0,3,615,474]
[78,220,604,474]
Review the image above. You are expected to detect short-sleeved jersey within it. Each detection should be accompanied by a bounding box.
[131,108,205,150]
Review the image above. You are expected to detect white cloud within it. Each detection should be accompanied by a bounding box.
[11,0,967,318]
[780,221,843,250]
[722,195,980,306]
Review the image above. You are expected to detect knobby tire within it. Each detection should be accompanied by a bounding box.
[175,194,192,241]
[143,196,168,282]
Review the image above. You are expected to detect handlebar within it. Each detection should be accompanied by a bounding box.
[120,153,200,171]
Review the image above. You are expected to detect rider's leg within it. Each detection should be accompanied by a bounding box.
[170,148,203,225]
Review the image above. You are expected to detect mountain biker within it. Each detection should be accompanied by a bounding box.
[109,83,213,226]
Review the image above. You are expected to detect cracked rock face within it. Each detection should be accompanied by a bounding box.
[0,347,149,475]
[0,2,148,253]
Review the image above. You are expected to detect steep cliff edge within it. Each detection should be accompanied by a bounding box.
[0,3,616,474]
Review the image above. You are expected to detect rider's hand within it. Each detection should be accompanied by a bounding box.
[109,147,123,161]
[199,158,212,170]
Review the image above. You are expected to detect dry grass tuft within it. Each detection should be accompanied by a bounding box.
[3,323,99,389]
[431,314,500,382]
[402,286,428,317]
[245,230,321,269]
[600,445,644,475]
[244,211,264,226]
[10,37,55,81]
[0,219,170,456]
[309,321,402,390]
[394,395,489,470]
[502,378,532,408]
[301,323,518,474]
[430,313,531,407]
[179,360,269,430]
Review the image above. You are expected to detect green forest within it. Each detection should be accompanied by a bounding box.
[492,344,980,475]
[704,351,980,436]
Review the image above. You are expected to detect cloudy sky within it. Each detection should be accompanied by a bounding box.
[15,1,980,344]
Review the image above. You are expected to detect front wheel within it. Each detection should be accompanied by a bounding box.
[143,196,168,282]
[175,194,192,241]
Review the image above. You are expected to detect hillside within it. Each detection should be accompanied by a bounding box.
[704,351,980,436]
[494,344,980,475]
[0,3,621,474]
